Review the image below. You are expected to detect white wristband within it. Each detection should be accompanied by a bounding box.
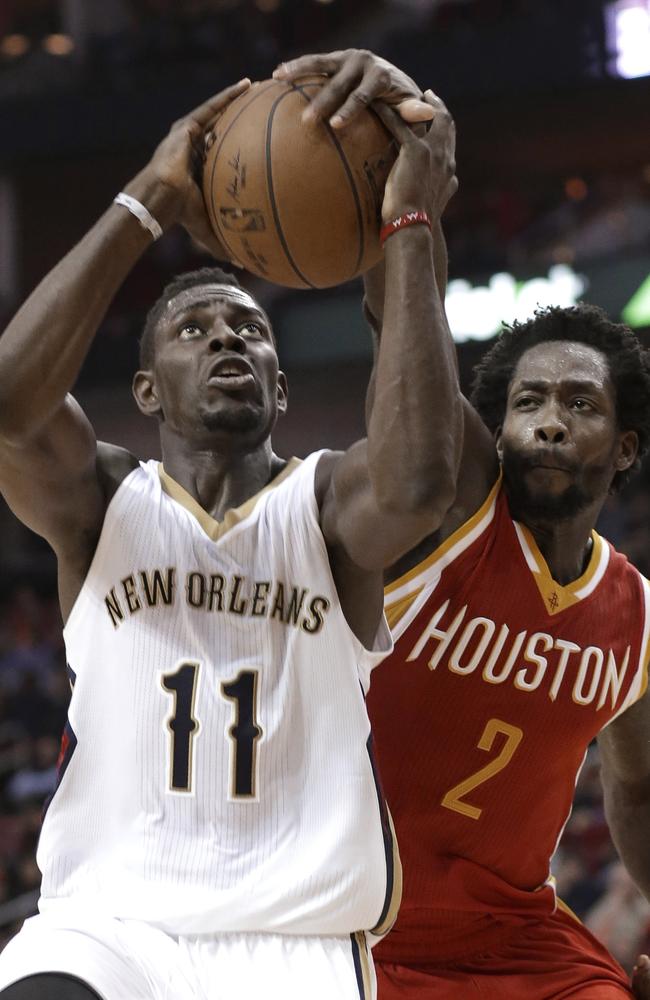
[113,192,163,241]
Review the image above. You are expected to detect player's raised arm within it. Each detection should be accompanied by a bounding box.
[318,98,463,573]
[286,50,498,548]
[362,95,454,427]
[363,104,497,552]
[0,80,250,562]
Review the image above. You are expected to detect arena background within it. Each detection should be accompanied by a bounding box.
[1,0,650,969]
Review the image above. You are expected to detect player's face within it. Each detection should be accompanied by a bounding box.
[497,340,637,521]
[139,284,287,447]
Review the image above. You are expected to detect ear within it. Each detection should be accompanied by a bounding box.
[495,427,503,462]
[615,429,638,472]
[277,370,288,416]
[132,370,162,418]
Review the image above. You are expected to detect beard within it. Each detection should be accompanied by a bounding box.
[501,445,595,522]
[197,396,266,434]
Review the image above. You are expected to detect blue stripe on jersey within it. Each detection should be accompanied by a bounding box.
[365,732,396,935]
[350,933,367,1000]
[42,665,78,819]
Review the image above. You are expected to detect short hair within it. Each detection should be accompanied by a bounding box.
[470,303,650,491]
[138,265,244,370]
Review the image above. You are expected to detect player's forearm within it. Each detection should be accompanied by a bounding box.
[363,220,452,427]
[367,223,462,517]
[0,170,179,441]
[363,220,449,337]
[431,219,449,304]
[362,262,385,347]
[602,778,650,901]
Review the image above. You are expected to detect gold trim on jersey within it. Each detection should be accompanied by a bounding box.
[639,577,650,702]
[352,932,373,1000]
[538,877,585,924]
[371,806,403,937]
[365,729,403,938]
[384,475,502,633]
[385,589,425,631]
[158,458,301,541]
[556,896,583,924]
[513,521,609,616]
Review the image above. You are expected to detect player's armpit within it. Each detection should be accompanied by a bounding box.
[317,441,449,574]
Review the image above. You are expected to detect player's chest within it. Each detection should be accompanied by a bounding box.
[394,578,640,734]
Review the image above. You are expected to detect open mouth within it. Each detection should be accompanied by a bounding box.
[207,359,256,390]
[207,372,255,389]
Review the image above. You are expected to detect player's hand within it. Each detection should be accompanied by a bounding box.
[128,79,251,260]
[272,49,433,130]
[378,90,457,224]
[632,955,650,999]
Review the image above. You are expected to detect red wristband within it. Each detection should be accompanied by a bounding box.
[380,210,432,247]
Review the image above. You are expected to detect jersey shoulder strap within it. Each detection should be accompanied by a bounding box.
[385,475,502,638]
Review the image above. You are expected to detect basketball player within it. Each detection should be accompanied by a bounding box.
[277,47,650,1000]
[369,305,650,1000]
[0,79,458,998]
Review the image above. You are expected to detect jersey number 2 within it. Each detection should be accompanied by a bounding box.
[161,662,262,799]
[441,718,523,820]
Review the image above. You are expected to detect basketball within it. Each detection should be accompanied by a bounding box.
[202,77,397,289]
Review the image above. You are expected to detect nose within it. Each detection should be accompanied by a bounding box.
[534,402,567,445]
[208,322,246,353]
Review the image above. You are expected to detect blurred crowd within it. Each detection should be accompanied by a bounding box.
[0,586,68,948]
[1,477,650,966]
[0,0,376,99]
[443,170,650,275]
[2,1,648,280]
[554,745,650,973]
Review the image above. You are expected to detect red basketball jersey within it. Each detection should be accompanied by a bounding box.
[368,477,650,964]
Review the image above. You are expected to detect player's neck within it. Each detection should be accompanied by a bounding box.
[523,513,596,585]
[160,436,280,522]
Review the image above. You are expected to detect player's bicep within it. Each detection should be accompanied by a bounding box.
[318,442,442,571]
[0,394,104,550]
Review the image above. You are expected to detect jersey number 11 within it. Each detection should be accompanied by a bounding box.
[161,661,262,799]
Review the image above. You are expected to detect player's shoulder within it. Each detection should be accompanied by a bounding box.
[96,441,141,506]
[385,528,442,585]
[601,532,650,593]
[385,471,503,587]
[313,447,344,507]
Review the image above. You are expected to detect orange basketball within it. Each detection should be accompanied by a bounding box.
[202,77,396,289]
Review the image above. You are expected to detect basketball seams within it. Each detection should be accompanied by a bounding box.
[290,81,365,281]
[266,87,316,289]
[205,80,278,263]
[204,77,390,288]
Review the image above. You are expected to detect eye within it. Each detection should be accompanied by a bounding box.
[514,394,539,410]
[178,323,204,340]
[571,398,592,411]
[238,321,264,338]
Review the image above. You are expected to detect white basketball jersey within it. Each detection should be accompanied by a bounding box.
[38,452,400,937]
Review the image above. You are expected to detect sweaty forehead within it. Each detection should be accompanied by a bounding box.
[166,283,260,317]
[513,340,611,386]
